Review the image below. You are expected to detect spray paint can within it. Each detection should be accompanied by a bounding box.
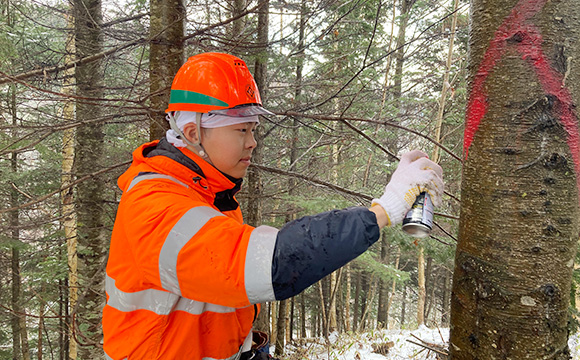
[402,192,433,238]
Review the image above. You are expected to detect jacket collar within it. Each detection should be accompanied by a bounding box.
[138,138,242,211]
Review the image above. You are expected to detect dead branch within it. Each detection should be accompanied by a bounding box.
[282,111,461,162]
[407,334,449,358]
[0,160,131,214]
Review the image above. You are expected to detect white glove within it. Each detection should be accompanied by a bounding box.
[372,150,444,226]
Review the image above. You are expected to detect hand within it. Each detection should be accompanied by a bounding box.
[372,150,444,226]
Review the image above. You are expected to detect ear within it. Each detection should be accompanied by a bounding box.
[182,122,200,143]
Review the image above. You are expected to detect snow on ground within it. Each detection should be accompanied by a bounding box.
[281,327,580,359]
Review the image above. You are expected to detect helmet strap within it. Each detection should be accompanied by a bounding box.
[167,112,212,163]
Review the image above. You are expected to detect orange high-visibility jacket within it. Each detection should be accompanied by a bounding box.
[103,139,380,360]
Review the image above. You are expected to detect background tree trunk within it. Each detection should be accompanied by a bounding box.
[416,246,425,327]
[148,0,185,140]
[377,239,389,328]
[62,10,77,359]
[400,283,407,327]
[73,0,105,357]
[274,299,287,356]
[300,293,306,337]
[385,248,401,329]
[247,0,270,334]
[393,0,416,105]
[9,81,22,360]
[450,0,580,358]
[344,264,352,332]
[441,269,451,326]
[229,0,247,47]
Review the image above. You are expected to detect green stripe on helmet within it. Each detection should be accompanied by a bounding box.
[169,90,229,107]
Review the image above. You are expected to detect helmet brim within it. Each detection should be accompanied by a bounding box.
[208,104,275,117]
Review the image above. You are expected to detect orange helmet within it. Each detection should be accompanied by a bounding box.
[165,52,273,116]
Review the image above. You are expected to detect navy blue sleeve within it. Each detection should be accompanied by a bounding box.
[271,207,381,300]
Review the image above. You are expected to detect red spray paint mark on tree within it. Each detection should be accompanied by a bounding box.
[464,0,580,198]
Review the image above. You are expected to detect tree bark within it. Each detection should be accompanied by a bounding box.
[344,264,352,332]
[270,302,277,347]
[450,0,580,358]
[274,299,287,356]
[401,283,407,327]
[317,281,328,337]
[286,299,292,343]
[73,0,105,357]
[441,269,450,326]
[424,256,433,322]
[149,0,185,140]
[385,247,401,329]
[393,0,416,105]
[62,10,77,359]
[353,270,361,331]
[433,0,460,161]
[245,0,268,231]
[247,0,270,334]
[416,245,425,327]
[300,293,306,337]
[38,303,43,360]
[229,0,247,47]
[358,276,377,332]
[58,279,67,360]
[9,81,22,360]
[377,235,389,328]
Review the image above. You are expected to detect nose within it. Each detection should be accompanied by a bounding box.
[246,131,257,149]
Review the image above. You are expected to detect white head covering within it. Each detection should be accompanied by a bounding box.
[165,111,260,148]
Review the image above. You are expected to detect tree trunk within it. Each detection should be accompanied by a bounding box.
[317,281,328,337]
[274,300,287,356]
[433,0,460,160]
[62,10,77,359]
[9,81,22,360]
[270,302,277,347]
[416,246,425,327]
[385,247,401,329]
[148,0,185,140]
[73,0,105,357]
[245,0,268,228]
[450,1,580,358]
[58,279,67,360]
[286,299,292,343]
[229,0,246,46]
[327,272,338,333]
[393,0,416,105]
[300,293,306,338]
[344,264,351,332]
[425,264,437,323]
[377,234,389,328]
[401,283,407,327]
[353,270,361,331]
[424,256,433,322]
[247,0,270,334]
[38,303,43,360]
[359,276,377,332]
[11,247,22,360]
[441,269,451,326]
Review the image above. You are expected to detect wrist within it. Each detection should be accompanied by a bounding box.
[369,204,390,228]
[373,190,409,227]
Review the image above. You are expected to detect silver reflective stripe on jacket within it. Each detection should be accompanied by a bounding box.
[126,173,188,192]
[106,274,238,316]
[158,206,225,295]
[244,225,278,303]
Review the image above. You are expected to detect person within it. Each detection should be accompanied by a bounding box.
[102,52,444,360]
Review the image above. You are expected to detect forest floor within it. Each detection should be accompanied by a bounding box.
[281,326,580,359]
